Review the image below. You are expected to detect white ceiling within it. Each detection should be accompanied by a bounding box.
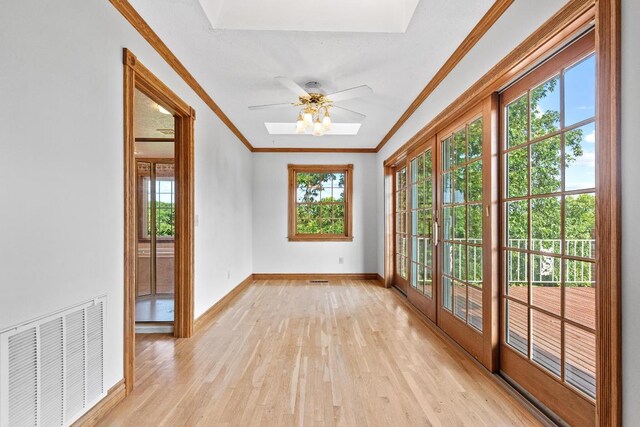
[134,89,175,157]
[129,0,495,149]
[199,0,420,33]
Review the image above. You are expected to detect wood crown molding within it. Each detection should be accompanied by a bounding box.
[253,147,376,153]
[110,0,253,151]
[72,380,126,427]
[374,0,514,153]
[384,0,596,167]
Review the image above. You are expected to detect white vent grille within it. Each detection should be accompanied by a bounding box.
[0,297,106,427]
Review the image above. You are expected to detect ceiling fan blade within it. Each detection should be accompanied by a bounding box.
[326,85,373,103]
[248,102,293,110]
[275,76,309,97]
[331,105,366,120]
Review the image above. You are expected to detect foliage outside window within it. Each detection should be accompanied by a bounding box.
[288,164,353,241]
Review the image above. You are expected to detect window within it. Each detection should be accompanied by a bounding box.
[288,164,353,241]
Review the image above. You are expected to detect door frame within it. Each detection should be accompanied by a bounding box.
[123,48,195,394]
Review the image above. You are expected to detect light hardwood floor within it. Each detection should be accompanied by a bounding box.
[99,279,544,426]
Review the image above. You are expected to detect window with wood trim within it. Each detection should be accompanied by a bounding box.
[288,164,353,241]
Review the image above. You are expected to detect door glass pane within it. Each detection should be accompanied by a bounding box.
[506,250,528,302]
[395,168,408,280]
[506,200,528,249]
[532,310,561,376]
[507,95,528,148]
[565,193,595,259]
[468,118,483,159]
[531,135,561,195]
[468,285,482,331]
[440,118,484,332]
[531,197,561,254]
[565,123,596,191]
[530,76,561,139]
[442,276,452,311]
[410,149,435,298]
[565,324,596,398]
[453,281,466,320]
[506,300,528,356]
[453,129,466,165]
[502,47,598,396]
[565,259,596,330]
[531,254,561,315]
[564,54,596,127]
[155,163,175,296]
[507,147,529,198]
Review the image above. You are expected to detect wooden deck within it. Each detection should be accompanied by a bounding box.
[98,279,543,426]
[504,286,596,397]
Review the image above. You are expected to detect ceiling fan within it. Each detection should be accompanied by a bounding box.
[248,77,372,136]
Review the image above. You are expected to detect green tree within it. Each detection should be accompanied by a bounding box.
[505,78,594,287]
[296,172,345,234]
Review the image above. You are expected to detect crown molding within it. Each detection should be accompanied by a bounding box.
[374,0,514,153]
[253,147,376,153]
[109,0,254,151]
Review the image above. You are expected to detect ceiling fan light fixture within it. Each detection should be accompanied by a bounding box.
[322,110,332,132]
[295,113,305,134]
[312,117,323,136]
[303,110,314,128]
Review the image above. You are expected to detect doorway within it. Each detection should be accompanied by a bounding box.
[123,49,195,394]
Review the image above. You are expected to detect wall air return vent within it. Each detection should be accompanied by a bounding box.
[0,296,106,427]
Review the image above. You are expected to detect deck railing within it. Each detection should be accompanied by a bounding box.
[411,238,595,287]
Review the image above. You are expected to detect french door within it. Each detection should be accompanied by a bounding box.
[436,98,498,368]
[405,140,438,320]
[392,165,410,295]
[391,98,498,367]
[499,31,596,425]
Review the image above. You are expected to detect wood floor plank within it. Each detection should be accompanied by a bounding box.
[98,279,543,426]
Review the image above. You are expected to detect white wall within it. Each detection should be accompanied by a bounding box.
[0,0,253,396]
[621,0,640,423]
[252,153,377,274]
[374,0,570,276]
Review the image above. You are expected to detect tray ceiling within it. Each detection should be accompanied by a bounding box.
[129,0,495,149]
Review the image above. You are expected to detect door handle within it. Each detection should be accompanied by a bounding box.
[434,220,439,246]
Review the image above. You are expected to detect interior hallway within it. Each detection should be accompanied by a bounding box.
[98,279,543,426]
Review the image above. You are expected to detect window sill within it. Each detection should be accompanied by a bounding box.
[288,235,354,242]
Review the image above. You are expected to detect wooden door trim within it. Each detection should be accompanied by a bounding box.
[594,0,621,424]
[123,48,195,395]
